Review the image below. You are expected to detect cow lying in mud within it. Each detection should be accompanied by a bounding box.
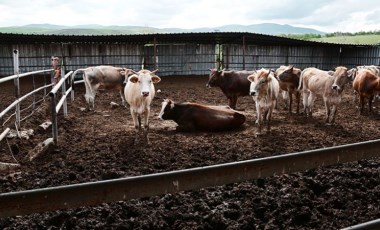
[158,99,246,132]
[71,65,133,110]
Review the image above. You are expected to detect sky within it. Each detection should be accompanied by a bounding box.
[0,0,379,33]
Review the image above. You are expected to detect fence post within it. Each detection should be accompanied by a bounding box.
[50,92,58,145]
[13,49,20,129]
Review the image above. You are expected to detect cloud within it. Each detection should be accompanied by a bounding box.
[0,0,379,32]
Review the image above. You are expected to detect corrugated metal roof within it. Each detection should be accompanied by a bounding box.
[0,32,377,47]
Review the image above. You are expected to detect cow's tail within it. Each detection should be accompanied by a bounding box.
[298,69,305,91]
[71,68,86,83]
[70,68,88,98]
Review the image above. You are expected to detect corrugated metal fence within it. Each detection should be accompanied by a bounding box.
[1,42,379,76]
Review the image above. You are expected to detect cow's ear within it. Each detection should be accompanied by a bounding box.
[286,66,293,73]
[152,76,161,84]
[129,75,139,83]
[152,69,159,74]
[247,74,255,82]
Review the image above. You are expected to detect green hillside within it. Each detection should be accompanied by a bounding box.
[311,34,380,45]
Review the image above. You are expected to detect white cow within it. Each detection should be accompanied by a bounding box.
[124,69,161,144]
[247,68,280,134]
[298,66,349,123]
[71,65,133,110]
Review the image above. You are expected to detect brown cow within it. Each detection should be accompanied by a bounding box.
[298,66,350,123]
[206,69,256,110]
[352,69,380,114]
[274,65,301,113]
[71,65,133,110]
[158,99,246,132]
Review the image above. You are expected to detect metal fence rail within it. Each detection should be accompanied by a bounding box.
[48,69,73,144]
[0,139,379,217]
[342,218,380,230]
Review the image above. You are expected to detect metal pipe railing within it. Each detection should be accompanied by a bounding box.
[48,70,73,144]
[0,139,379,217]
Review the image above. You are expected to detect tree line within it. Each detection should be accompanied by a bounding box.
[280,30,380,40]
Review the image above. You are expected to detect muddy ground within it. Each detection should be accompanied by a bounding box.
[0,75,379,229]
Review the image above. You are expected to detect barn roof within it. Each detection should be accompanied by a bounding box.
[0,32,376,48]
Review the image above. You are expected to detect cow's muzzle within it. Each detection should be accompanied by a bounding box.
[249,91,257,96]
[332,85,341,92]
[142,92,150,97]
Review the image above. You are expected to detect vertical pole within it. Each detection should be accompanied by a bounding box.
[153,37,157,70]
[62,66,68,116]
[50,93,58,145]
[242,36,246,70]
[13,49,20,129]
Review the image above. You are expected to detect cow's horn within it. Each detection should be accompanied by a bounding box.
[152,69,159,74]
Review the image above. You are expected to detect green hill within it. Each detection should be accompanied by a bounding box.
[311,34,380,45]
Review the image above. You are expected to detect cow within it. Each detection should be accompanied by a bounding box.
[71,65,134,110]
[158,99,246,132]
[352,69,380,114]
[274,65,301,113]
[124,69,161,144]
[247,68,280,134]
[298,66,350,123]
[206,69,256,110]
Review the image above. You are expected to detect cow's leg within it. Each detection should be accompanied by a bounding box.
[359,96,365,115]
[143,108,150,144]
[308,93,316,117]
[282,91,288,110]
[368,95,374,113]
[330,104,338,123]
[86,83,98,111]
[288,90,293,113]
[120,90,126,107]
[324,99,331,123]
[267,106,274,132]
[302,90,309,116]
[83,78,92,111]
[229,96,238,110]
[295,91,301,114]
[130,108,140,144]
[255,103,262,134]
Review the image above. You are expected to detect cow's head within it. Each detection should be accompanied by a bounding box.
[332,66,349,93]
[347,67,358,80]
[206,68,225,88]
[248,69,270,97]
[121,68,135,84]
[128,69,161,97]
[158,98,175,120]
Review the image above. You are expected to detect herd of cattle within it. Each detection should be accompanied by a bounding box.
[70,64,380,143]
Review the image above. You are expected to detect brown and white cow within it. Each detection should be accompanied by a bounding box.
[158,99,246,132]
[274,65,301,114]
[352,69,380,114]
[206,69,256,110]
[298,66,350,123]
[247,68,280,134]
[71,65,134,110]
[124,69,161,144]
